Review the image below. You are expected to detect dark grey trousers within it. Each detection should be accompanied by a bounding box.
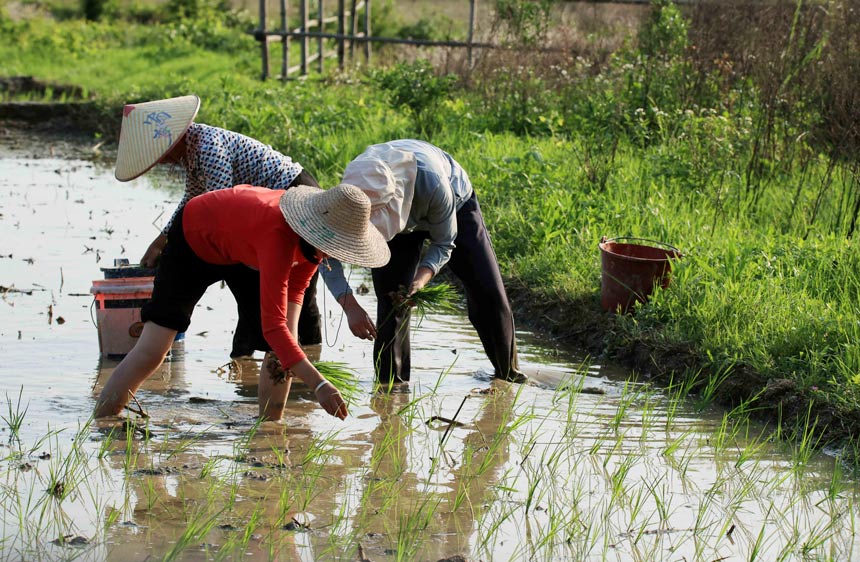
[371,193,520,383]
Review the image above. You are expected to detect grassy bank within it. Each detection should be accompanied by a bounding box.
[2,0,860,462]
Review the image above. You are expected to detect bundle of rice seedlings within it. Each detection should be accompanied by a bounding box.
[313,361,362,405]
[395,282,459,316]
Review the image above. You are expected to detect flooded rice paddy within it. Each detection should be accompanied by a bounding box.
[0,151,858,561]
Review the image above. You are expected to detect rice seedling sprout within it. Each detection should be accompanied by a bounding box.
[394,282,459,317]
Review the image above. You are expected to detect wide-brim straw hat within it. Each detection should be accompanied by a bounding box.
[279,184,390,268]
[114,95,201,182]
[342,142,417,241]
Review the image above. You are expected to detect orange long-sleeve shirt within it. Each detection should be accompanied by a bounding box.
[183,185,317,368]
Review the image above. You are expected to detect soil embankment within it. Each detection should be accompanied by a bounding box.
[0,76,118,159]
[507,283,855,459]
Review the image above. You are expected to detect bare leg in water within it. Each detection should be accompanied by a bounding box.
[95,322,177,417]
[257,352,293,420]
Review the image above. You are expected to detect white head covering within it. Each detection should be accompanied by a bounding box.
[341,143,418,241]
[114,95,200,181]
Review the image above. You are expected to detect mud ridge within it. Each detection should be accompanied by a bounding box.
[506,282,858,463]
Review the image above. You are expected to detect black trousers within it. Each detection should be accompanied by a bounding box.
[371,193,520,383]
[230,169,322,357]
[143,210,271,354]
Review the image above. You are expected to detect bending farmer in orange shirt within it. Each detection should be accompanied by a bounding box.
[95,183,389,421]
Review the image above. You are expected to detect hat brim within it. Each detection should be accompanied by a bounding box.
[279,185,390,269]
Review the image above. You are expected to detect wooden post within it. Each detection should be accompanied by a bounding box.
[363,0,370,63]
[280,0,289,80]
[300,0,308,76]
[259,0,269,80]
[349,0,358,60]
[468,0,476,67]
[318,0,324,73]
[337,0,345,69]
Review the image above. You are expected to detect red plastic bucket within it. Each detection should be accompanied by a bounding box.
[599,237,681,313]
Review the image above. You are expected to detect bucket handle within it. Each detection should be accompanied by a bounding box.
[600,236,682,255]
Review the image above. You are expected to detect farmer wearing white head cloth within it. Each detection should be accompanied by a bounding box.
[95,182,390,421]
[114,94,324,356]
[321,139,526,385]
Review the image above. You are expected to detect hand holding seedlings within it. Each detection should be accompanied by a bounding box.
[393,282,459,316]
[314,380,348,420]
[390,286,417,309]
[313,361,361,406]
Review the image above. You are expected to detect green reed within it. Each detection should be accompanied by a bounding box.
[609,380,642,432]
[162,505,225,562]
[791,401,825,471]
[1,387,29,446]
[232,416,264,463]
[392,495,442,562]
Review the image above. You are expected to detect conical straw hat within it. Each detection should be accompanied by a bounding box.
[279,184,391,268]
[114,95,200,182]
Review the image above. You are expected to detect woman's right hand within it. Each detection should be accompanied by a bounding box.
[315,381,348,419]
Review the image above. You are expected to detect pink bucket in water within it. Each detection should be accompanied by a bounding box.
[91,276,154,358]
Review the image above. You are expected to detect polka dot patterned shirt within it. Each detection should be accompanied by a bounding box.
[162,123,304,234]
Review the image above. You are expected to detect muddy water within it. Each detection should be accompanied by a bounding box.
[0,154,857,562]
